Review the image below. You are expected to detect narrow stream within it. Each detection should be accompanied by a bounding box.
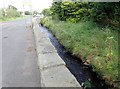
[39,25,109,89]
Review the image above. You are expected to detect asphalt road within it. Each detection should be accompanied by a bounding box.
[1,17,41,87]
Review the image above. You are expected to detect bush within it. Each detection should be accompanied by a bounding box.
[91,2,120,27]
[6,9,20,18]
[25,11,31,15]
[49,2,120,27]
[42,8,52,16]
[0,9,4,20]
[51,2,91,22]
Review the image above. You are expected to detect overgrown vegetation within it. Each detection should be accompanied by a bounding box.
[40,1,119,88]
[25,11,31,15]
[40,17,119,88]
[0,5,21,22]
[50,1,120,27]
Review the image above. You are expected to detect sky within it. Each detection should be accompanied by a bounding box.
[0,0,52,12]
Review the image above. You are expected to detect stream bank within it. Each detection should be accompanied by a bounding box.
[39,25,112,89]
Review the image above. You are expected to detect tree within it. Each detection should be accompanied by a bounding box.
[51,2,91,22]
[0,9,4,20]
[33,11,38,16]
[25,11,31,15]
[7,5,17,10]
[50,1,120,25]
[5,5,20,18]
[42,8,52,16]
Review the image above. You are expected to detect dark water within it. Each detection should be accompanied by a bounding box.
[39,25,110,89]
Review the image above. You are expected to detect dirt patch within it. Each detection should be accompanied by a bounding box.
[27,47,34,52]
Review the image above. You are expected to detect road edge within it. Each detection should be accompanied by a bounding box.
[32,17,81,87]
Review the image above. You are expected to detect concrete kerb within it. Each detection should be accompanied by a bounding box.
[41,65,80,87]
[38,53,65,70]
[32,18,81,87]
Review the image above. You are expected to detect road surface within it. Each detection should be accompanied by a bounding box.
[1,17,41,87]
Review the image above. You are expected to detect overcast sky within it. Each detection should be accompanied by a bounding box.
[0,0,52,12]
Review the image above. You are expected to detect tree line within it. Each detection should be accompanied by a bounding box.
[42,1,120,28]
[0,5,21,19]
[0,5,40,20]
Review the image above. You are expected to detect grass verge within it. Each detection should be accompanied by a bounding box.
[0,16,30,22]
[0,17,22,22]
[40,16,119,88]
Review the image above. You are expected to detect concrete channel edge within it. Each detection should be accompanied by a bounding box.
[32,18,82,88]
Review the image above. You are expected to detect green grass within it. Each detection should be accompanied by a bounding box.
[0,17,22,22]
[40,16,119,88]
[0,16,30,22]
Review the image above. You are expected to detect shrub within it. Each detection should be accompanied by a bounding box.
[49,2,120,27]
[51,2,91,22]
[25,11,31,15]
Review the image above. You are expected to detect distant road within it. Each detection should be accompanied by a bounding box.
[2,17,41,87]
